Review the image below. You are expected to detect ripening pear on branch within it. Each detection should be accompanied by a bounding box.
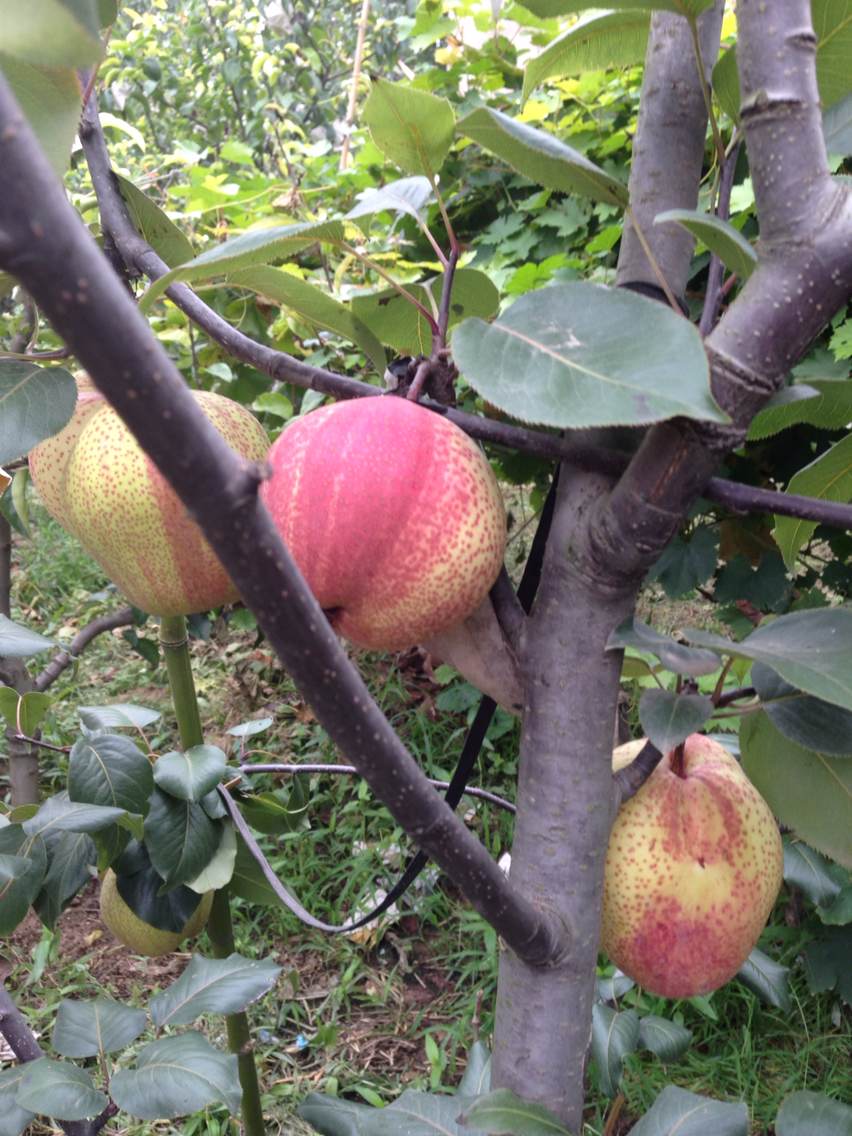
[260,395,507,651]
[29,385,269,616]
[602,733,783,998]
[99,868,213,957]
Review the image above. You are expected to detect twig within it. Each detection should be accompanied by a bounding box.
[436,245,459,349]
[699,139,741,336]
[10,733,70,753]
[488,566,525,651]
[612,740,663,808]
[239,762,516,813]
[715,685,756,709]
[34,605,135,692]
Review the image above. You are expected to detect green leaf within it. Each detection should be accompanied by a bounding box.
[16,1058,108,1122]
[184,821,237,893]
[139,218,346,313]
[458,1041,491,1097]
[748,378,852,440]
[153,745,227,802]
[608,619,721,677]
[684,608,852,712]
[637,1015,692,1062]
[752,661,852,757]
[459,1088,572,1134]
[0,847,45,934]
[0,614,54,658]
[15,692,51,735]
[109,1032,241,1119]
[33,830,97,927]
[818,884,852,925]
[228,266,387,374]
[0,0,102,67]
[228,833,284,907]
[712,46,740,121]
[783,838,845,906]
[736,948,791,1011]
[52,996,147,1058]
[591,1004,640,1098]
[776,1090,852,1136]
[655,210,757,280]
[22,794,126,837]
[812,0,852,109]
[352,268,498,356]
[630,1086,748,1135]
[297,1093,378,1134]
[638,690,713,753]
[740,712,852,869]
[253,392,293,421]
[78,703,161,730]
[144,788,221,887]
[773,433,852,568]
[452,283,724,429]
[68,733,154,814]
[116,175,195,268]
[823,93,852,156]
[150,952,281,1028]
[362,78,455,176]
[227,717,273,738]
[523,10,650,102]
[0,361,77,466]
[0,1066,35,1136]
[113,843,207,932]
[802,925,852,1004]
[0,58,82,177]
[300,1088,479,1135]
[457,107,628,207]
[346,175,434,222]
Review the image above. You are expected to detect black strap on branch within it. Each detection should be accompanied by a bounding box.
[232,469,560,934]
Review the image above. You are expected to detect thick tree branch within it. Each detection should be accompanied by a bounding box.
[33,605,135,691]
[75,87,852,536]
[0,76,563,967]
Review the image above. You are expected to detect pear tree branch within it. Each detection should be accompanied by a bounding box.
[0,74,563,967]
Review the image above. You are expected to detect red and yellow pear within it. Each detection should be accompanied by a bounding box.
[602,734,782,998]
[30,388,268,616]
[260,396,506,651]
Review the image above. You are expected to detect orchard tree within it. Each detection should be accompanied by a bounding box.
[1,1,851,1134]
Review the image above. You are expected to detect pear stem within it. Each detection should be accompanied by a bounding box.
[158,614,265,1136]
[670,742,687,779]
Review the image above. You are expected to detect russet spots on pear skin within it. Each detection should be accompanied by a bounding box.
[261,396,506,651]
[602,734,782,999]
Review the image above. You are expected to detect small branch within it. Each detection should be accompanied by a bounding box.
[33,606,135,692]
[715,685,756,709]
[0,347,72,361]
[612,740,663,808]
[686,14,725,164]
[705,480,852,528]
[436,245,459,349]
[239,763,517,813]
[10,733,70,753]
[699,139,741,336]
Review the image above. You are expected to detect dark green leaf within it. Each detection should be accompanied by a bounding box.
[457,107,628,207]
[150,952,281,1027]
[0,1066,35,1136]
[630,1086,748,1135]
[647,528,720,599]
[0,848,45,934]
[740,713,852,869]
[753,662,852,757]
[0,59,82,177]
[185,821,236,892]
[144,788,221,887]
[22,794,126,838]
[239,790,308,835]
[523,11,649,101]
[69,733,154,813]
[597,970,635,1003]
[77,703,161,730]
[16,1058,108,1122]
[638,1015,692,1062]
[33,831,97,927]
[152,745,227,802]
[116,175,195,267]
[655,210,756,279]
[736,948,791,1011]
[228,834,284,907]
[0,361,77,466]
[639,690,713,753]
[591,1004,640,1098]
[776,1090,852,1136]
[453,284,723,430]
[459,1088,573,1134]
[712,46,739,121]
[783,838,845,906]
[607,618,720,676]
[362,78,455,176]
[113,845,206,933]
[685,609,852,713]
[0,613,55,658]
[109,1032,241,1119]
[52,996,147,1058]
[802,926,852,1004]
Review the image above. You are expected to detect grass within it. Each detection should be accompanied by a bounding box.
[2,503,850,1135]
